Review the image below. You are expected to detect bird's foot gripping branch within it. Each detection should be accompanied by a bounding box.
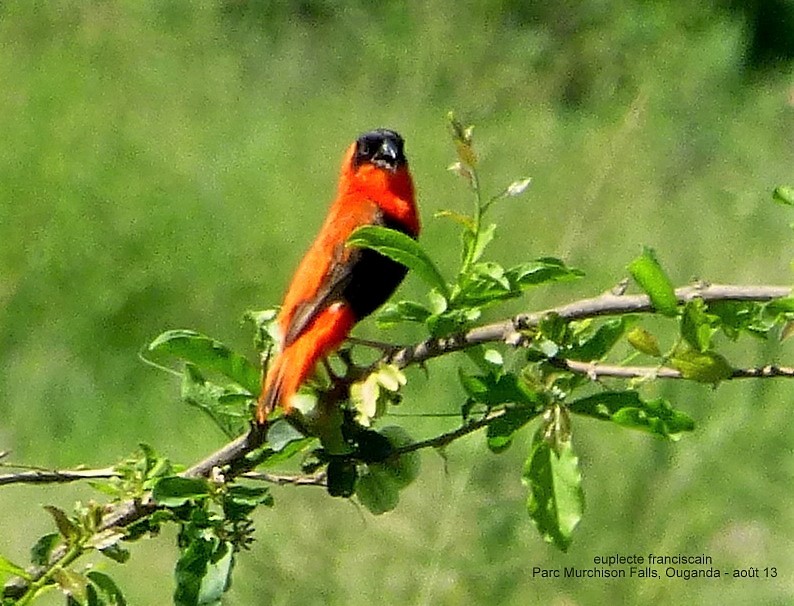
[3,116,794,605]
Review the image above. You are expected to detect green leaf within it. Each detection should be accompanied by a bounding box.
[680,299,717,352]
[766,296,794,315]
[626,326,662,357]
[772,185,794,206]
[152,476,211,507]
[147,329,260,394]
[222,485,273,521]
[198,542,234,606]
[487,405,541,453]
[87,571,127,606]
[368,426,421,489]
[628,247,678,316]
[568,391,695,438]
[0,554,30,582]
[523,429,584,552]
[461,222,496,266]
[326,458,358,498]
[174,538,232,606]
[670,347,734,384]
[566,317,634,361]
[376,300,432,327]
[53,568,89,603]
[505,257,584,289]
[458,370,539,407]
[355,468,401,515]
[43,506,77,540]
[181,364,248,439]
[348,225,450,298]
[30,532,61,566]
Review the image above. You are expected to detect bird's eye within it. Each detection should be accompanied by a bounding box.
[358,141,370,157]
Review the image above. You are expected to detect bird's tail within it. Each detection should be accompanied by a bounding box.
[256,303,356,425]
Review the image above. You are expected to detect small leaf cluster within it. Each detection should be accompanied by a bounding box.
[1,501,127,606]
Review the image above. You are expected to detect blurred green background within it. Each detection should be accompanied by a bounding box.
[1,1,793,604]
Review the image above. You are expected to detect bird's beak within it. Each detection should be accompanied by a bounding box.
[372,139,399,172]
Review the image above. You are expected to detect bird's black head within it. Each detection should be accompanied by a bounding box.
[353,129,406,173]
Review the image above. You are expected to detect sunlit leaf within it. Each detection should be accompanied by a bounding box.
[0,554,30,582]
[626,326,662,356]
[670,347,734,384]
[628,247,678,316]
[376,300,432,327]
[568,391,695,438]
[54,568,89,603]
[348,226,450,298]
[680,299,717,352]
[523,428,584,552]
[43,506,77,540]
[147,330,260,394]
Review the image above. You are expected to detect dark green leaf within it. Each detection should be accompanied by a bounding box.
[355,468,400,514]
[97,543,130,564]
[566,317,634,361]
[772,185,794,206]
[348,226,450,298]
[326,459,357,498]
[87,571,127,606]
[458,370,539,407]
[148,329,260,394]
[369,426,421,489]
[223,485,273,521]
[523,429,584,552]
[487,405,541,453]
[174,537,222,606]
[670,347,734,384]
[30,532,61,566]
[628,247,678,316]
[153,477,211,507]
[569,391,695,438]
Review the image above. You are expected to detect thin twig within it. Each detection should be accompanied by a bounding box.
[0,467,118,486]
[556,359,794,380]
[242,470,327,487]
[386,283,791,367]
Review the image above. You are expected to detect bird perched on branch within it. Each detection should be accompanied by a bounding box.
[256,129,420,425]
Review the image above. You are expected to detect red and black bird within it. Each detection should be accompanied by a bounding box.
[257,129,420,425]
